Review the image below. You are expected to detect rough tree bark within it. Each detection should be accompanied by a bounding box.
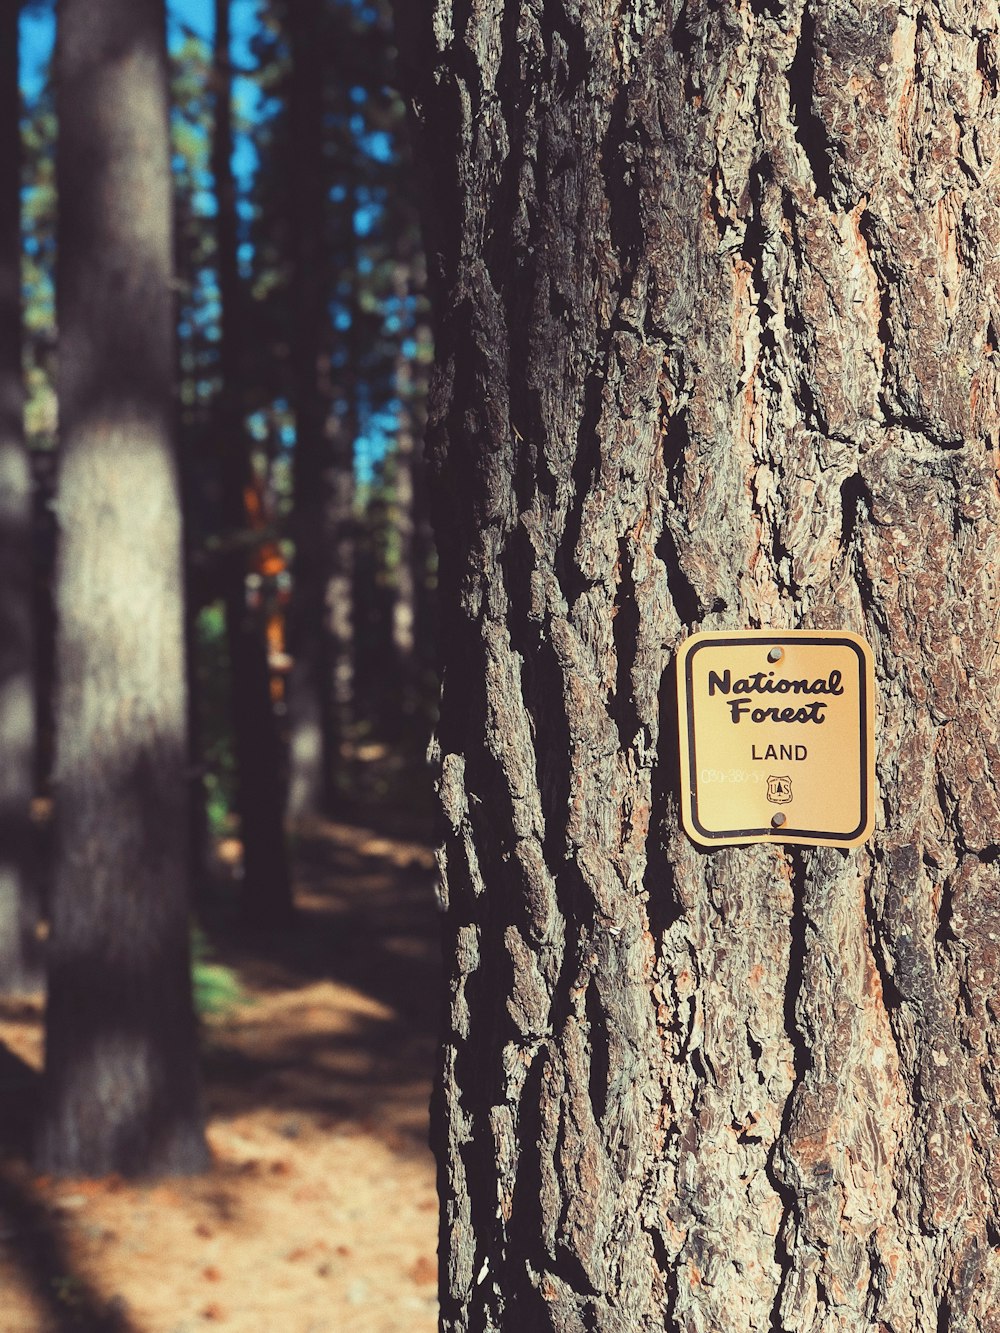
[399,1,1000,1328]
[0,0,42,994]
[38,0,208,1177]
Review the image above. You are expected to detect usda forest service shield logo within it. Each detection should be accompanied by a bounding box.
[766,775,793,805]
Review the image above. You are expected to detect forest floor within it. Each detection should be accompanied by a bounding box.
[0,799,441,1332]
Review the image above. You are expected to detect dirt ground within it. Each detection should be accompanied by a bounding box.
[0,817,441,1332]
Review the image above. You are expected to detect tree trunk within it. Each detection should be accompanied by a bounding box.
[172,101,210,909]
[326,219,358,797]
[0,0,42,995]
[39,0,208,1176]
[400,2,1000,1328]
[390,347,418,689]
[385,256,431,738]
[212,0,293,922]
[284,0,337,822]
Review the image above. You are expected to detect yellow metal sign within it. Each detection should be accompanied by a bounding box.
[676,630,875,848]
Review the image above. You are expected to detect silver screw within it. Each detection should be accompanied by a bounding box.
[767,646,783,663]
[771,812,786,828]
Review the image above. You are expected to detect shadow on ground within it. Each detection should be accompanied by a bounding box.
[0,1042,136,1331]
[0,791,443,1330]
[199,812,443,1155]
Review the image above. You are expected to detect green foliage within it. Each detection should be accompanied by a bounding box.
[191,926,247,1017]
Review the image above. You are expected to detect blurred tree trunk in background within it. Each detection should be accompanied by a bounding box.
[328,212,358,779]
[284,0,337,822]
[400,1,1000,1328]
[212,0,292,923]
[38,0,207,1176]
[252,1,427,777]
[19,69,57,812]
[387,249,435,740]
[388,325,418,704]
[0,0,41,995]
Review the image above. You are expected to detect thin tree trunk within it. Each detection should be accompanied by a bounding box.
[326,217,358,796]
[284,4,357,818]
[38,0,207,1177]
[284,0,336,822]
[400,2,1000,1328]
[384,260,423,736]
[0,0,41,995]
[325,424,355,781]
[390,355,417,669]
[386,325,435,737]
[172,120,210,909]
[212,0,292,923]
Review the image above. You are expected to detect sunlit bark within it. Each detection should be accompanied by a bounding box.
[402,1,1000,1327]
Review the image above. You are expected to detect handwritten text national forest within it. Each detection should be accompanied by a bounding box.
[707,668,845,725]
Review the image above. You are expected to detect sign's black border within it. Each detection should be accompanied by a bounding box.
[683,635,870,843]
